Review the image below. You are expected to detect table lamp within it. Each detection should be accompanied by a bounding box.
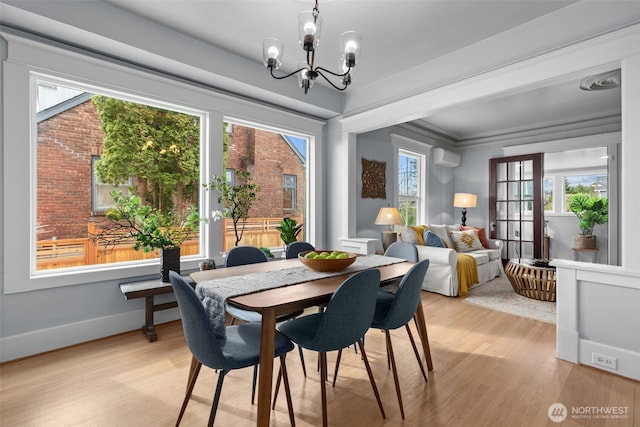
[453,193,477,226]
[375,207,403,251]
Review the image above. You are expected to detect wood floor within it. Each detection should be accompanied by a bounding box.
[1,292,638,427]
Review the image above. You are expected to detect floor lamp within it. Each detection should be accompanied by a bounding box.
[375,207,403,251]
[453,193,477,226]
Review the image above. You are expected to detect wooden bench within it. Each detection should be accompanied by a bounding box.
[119,276,194,342]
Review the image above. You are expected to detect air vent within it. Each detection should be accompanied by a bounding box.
[580,70,621,91]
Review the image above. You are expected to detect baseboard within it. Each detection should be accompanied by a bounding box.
[0,308,180,362]
[578,339,640,381]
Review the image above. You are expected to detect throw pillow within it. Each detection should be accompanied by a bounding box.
[428,224,453,248]
[461,226,490,249]
[449,229,484,253]
[423,230,445,248]
[410,225,429,245]
[398,226,420,246]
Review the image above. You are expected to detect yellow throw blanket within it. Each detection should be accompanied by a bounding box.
[457,253,478,297]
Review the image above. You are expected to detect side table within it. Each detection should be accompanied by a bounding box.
[572,247,598,263]
[505,259,556,302]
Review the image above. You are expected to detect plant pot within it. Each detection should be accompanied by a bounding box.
[199,259,216,271]
[161,247,181,282]
[575,234,596,250]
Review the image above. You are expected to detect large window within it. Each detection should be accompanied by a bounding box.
[220,121,307,251]
[35,79,204,273]
[3,34,322,293]
[544,171,608,213]
[398,150,421,226]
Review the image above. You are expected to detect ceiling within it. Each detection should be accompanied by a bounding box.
[94,1,620,142]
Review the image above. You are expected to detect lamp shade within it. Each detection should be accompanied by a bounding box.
[340,31,362,68]
[375,207,403,226]
[453,193,477,208]
[298,10,322,51]
[263,38,284,69]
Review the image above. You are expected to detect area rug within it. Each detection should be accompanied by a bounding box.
[464,276,557,324]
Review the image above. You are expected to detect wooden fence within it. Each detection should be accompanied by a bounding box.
[221,216,303,251]
[35,216,303,270]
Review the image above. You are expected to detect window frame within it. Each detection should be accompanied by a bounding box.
[391,134,429,226]
[398,151,421,226]
[544,168,608,216]
[91,155,133,213]
[283,174,297,211]
[2,32,324,293]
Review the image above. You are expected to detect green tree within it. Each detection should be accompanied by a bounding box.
[92,96,200,214]
[205,170,260,247]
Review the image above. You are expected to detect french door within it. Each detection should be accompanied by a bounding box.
[489,153,544,261]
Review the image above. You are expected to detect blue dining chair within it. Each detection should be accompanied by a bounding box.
[371,259,430,419]
[225,245,307,386]
[276,269,386,427]
[285,241,315,259]
[383,241,419,262]
[168,271,296,427]
[224,246,269,324]
[331,259,431,418]
[377,241,419,305]
[224,245,268,268]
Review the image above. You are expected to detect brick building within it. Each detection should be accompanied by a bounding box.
[36,95,306,240]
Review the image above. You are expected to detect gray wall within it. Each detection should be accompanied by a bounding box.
[352,128,616,265]
[355,129,395,253]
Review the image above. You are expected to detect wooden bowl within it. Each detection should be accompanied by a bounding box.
[298,250,357,272]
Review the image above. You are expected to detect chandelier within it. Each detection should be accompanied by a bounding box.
[262,0,362,94]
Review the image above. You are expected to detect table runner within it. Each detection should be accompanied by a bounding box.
[196,254,406,343]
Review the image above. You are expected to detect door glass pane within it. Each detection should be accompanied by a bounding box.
[522,181,533,200]
[522,221,533,241]
[508,182,519,200]
[496,201,507,220]
[523,160,533,180]
[508,201,520,219]
[508,241,520,259]
[508,161,521,180]
[521,242,534,259]
[497,221,507,239]
[497,182,507,200]
[497,162,507,181]
[508,221,520,239]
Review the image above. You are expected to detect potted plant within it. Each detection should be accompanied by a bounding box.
[91,190,204,281]
[277,217,303,246]
[569,194,608,249]
[205,170,260,247]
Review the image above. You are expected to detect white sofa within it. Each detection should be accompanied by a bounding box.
[398,225,504,297]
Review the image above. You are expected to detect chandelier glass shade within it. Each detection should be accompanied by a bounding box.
[263,0,362,94]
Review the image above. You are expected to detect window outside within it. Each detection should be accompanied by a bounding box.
[398,150,420,226]
[34,81,309,273]
[36,80,204,272]
[564,173,608,212]
[283,174,297,210]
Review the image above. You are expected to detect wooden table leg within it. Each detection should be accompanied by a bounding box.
[257,308,277,427]
[142,295,157,342]
[414,304,433,371]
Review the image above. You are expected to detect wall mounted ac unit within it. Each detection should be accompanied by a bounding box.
[433,148,461,167]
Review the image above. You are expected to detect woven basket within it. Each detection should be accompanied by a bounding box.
[574,234,596,249]
[505,260,556,302]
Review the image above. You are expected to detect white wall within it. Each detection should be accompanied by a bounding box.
[554,261,640,381]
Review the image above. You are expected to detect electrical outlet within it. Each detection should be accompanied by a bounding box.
[592,352,618,370]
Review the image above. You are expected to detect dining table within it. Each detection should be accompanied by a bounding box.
[190,255,433,427]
